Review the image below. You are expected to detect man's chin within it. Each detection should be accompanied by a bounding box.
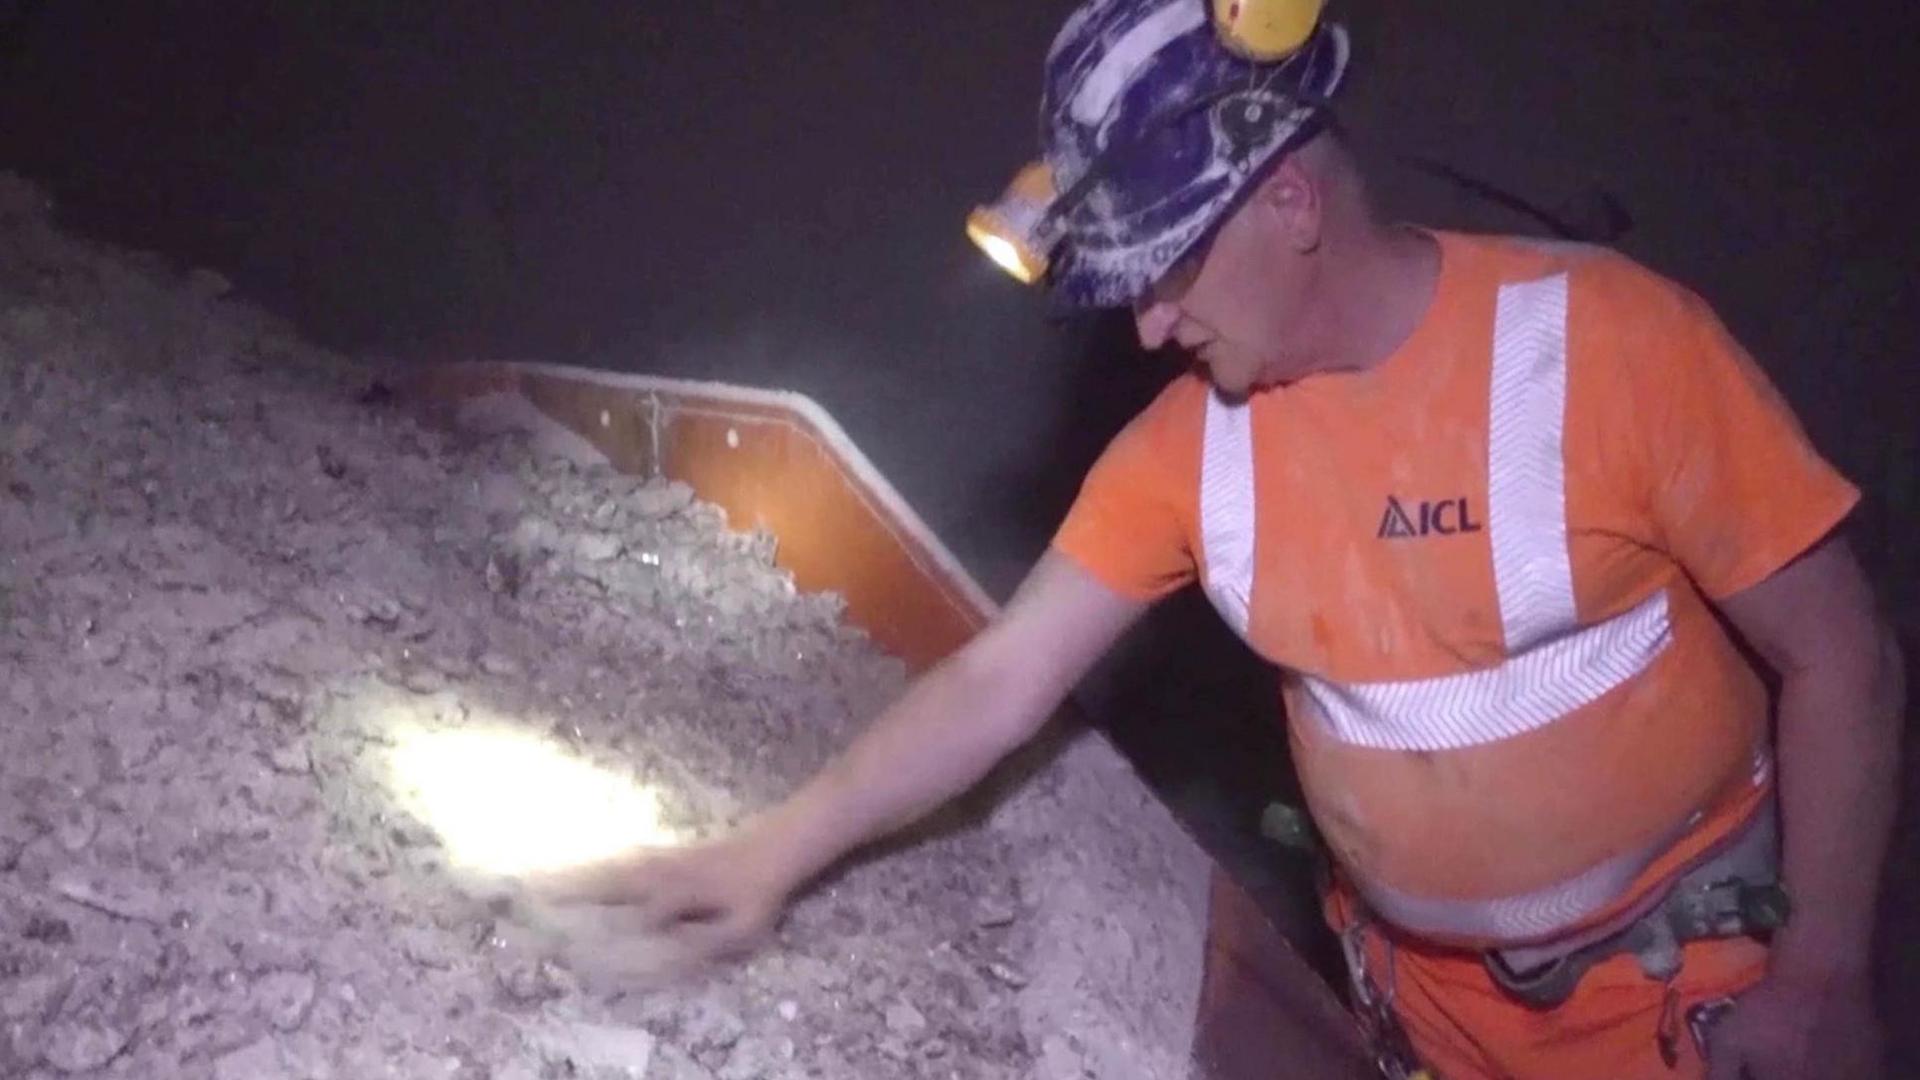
[1207,374,1286,403]
[1195,356,1285,401]
[1207,381,1254,405]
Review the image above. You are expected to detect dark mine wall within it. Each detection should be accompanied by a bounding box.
[4,0,1916,1064]
[3,3,1913,601]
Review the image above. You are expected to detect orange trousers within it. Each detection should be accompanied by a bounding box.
[1328,891,1770,1079]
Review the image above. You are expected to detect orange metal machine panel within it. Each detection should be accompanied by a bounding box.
[401,362,1372,1079]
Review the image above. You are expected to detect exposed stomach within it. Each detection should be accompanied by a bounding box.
[1284,628,1770,945]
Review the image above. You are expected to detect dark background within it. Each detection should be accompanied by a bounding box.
[4,0,1915,1065]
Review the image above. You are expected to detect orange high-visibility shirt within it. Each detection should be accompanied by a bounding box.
[1053,231,1858,944]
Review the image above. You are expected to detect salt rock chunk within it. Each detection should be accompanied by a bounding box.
[574,532,622,562]
[529,1020,656,1077]
[629,482,694,520]
[718,1037,797,1080]
[253,968,316,1032]
[494,958,563,1004]
[475,471,526,519]
[37,1015,132,1074]
[55,802,97,853]
[984,961,1029,989]
[976,902,1018,929]
[644,1040,720,1080]
[1036,1034,1089,1080]
[398,926,456,971]
[679,997,746,1052]
[37,966,139,1076]
[401,666,447,695]
[214,1036,288,1080]
[51,874,162,924]
[710,581,763,619]
[0,972,64,1020]
[267,742,311,775]
[23,914,72,944]
[477,651,522,677]
[884,1000,927,1037]
[484,551,522,597]
[507,515,560,555]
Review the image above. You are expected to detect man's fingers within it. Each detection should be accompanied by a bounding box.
[638,888,725,933]
[667,909,766,964]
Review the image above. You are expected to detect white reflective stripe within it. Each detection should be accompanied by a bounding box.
[1069,1,1207,126]
[1199,392,1256,637]
[1361,790,1778,943]
[1357,822,1678,941]
[1299,589,1673,751]
[1488,273,1577,652]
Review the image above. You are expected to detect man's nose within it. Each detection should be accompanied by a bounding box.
[1133,299,1179,351]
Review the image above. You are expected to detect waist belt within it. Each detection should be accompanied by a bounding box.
[1483,799,1789,1010]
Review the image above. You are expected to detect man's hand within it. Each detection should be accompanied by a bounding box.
[1707,970,1884,1080]
[526,830,794,966]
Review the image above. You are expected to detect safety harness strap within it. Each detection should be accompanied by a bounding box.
[1482,799,1788,1010]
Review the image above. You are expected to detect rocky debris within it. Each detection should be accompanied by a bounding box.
[528,1020,659,1077]
[0,174,1209,1079]
[885,999,929,1037]
[985,961,1032,990]
[251,969,317,1032]
[210,1037,282,1080]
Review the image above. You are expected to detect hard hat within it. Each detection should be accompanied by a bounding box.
[966,0,1349,308]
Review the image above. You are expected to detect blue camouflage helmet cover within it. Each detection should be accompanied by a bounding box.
[1040,0,1351,308]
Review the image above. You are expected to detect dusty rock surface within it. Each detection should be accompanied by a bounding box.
[0,175,1210,1079]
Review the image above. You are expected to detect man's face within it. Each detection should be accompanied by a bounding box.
[1129,169,1319,398]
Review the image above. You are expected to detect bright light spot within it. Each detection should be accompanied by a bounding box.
[387,724,680,877]
[979,233,1027,279]
[966,214,1044,285]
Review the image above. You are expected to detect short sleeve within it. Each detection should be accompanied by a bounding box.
[1624,284,1860,599]
[1050,384,1201,603]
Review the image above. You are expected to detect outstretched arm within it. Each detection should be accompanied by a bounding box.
[530,551,1150,961]
[741,550,1151,891]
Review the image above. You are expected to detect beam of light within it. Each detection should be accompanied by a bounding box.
[385,722,681,877]
[975,229,1033,282]
[966,214,1045,284]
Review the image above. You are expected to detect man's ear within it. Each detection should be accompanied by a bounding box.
[1256,157,1323,254]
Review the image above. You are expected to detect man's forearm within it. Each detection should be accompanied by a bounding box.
[1770,627,1906,978]
[739,647,1054,893]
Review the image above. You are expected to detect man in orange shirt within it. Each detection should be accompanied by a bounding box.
[535,2,1905,1076]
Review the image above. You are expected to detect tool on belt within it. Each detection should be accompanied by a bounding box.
[1480,801,1788,1011]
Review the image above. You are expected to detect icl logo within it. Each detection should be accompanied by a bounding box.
[1378,495,1482,539]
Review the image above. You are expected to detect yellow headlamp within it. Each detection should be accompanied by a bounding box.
[964,161,1059,286]
[966,0,1327,285]
[1212,0,1325,62]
